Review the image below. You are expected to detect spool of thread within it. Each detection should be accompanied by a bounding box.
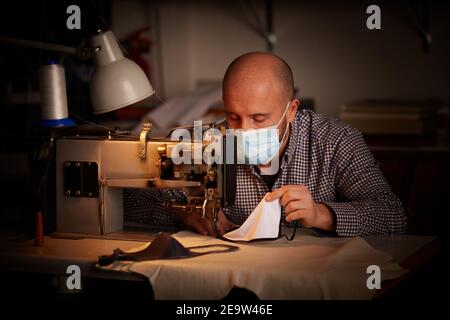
[35,211,44,247]
[38,61,75,127]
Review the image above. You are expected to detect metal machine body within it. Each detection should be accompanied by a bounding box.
[56,125,236,236]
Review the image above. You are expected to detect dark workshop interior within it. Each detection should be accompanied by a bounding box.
[0,0,449,302]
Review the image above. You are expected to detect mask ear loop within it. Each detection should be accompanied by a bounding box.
[277,200,297,242]
[275,101,292,149]
[279,225,297,241]
[275,101,292,128]
[287,225,297,241]
[279,122,290,145]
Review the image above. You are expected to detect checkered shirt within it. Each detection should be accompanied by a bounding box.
[124,109,407,236]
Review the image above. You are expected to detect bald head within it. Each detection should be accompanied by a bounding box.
[222,52,298,132]
[222,52,294,103]
[222,52,299,160]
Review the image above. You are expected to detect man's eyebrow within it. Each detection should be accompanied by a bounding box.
[249,113,270,117]
[225,111,240,117]
[225,111,271,117]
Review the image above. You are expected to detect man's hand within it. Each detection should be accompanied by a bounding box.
[266,185,336,232]
[176,211,215,236]
[176,210,237,237]
[216,210,238,236]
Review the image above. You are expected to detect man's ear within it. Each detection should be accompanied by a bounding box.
[287,99,300,122]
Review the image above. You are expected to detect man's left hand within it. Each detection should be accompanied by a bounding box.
[266,185,336,232]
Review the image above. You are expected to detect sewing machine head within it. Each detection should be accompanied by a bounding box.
[55,122,236,237]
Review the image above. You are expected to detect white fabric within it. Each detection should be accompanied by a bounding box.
[97,229,406,300]
[223,193,281,241]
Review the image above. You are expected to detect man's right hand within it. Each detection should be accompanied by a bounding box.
[176,210,237,237]
[177,211,215,236]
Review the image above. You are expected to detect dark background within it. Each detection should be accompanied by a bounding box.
[0,0,113,236]
[0,0,449,299]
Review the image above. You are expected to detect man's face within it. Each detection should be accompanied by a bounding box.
[224,84,284,130]
[223,82,298,134]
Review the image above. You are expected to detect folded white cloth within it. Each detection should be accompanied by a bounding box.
[223,193,280,241]
[97,229,406,300]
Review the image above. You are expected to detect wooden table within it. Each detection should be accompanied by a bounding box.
[0,229,441,299]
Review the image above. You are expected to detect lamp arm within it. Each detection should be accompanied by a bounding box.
[0,35,91,60]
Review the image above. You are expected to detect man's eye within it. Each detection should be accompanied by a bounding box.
[253,117,266,123]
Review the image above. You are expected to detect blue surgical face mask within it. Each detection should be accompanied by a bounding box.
[235,101,291,165]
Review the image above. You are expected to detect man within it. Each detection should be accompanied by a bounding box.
[124,52,407,237]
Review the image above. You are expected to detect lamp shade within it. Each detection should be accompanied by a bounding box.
[89,30,155,114]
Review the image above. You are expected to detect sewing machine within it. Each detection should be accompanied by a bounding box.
[55,123,236,236]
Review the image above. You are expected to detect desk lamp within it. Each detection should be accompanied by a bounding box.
[1,30,156,121]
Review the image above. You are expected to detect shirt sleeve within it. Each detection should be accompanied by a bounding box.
[323,127,407,237]
[123,188,187,227]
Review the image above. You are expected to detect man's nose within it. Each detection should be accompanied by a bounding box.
[240,119,254,131]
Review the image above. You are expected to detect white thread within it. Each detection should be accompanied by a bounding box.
[39,63,69,121]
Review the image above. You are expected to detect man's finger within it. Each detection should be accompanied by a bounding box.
[192,219,208,235]
[266,186,289,201]
[216,211,226,235]
[218,211,238,230]
[284,200,307,214]
[267,185,307,202]
[199,217,215,236]
[280,190,307,207]
[216,221,225,236]
[286,209,306,223]
[217,210,227,225]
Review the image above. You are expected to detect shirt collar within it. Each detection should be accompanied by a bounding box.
[280,109,308,169]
